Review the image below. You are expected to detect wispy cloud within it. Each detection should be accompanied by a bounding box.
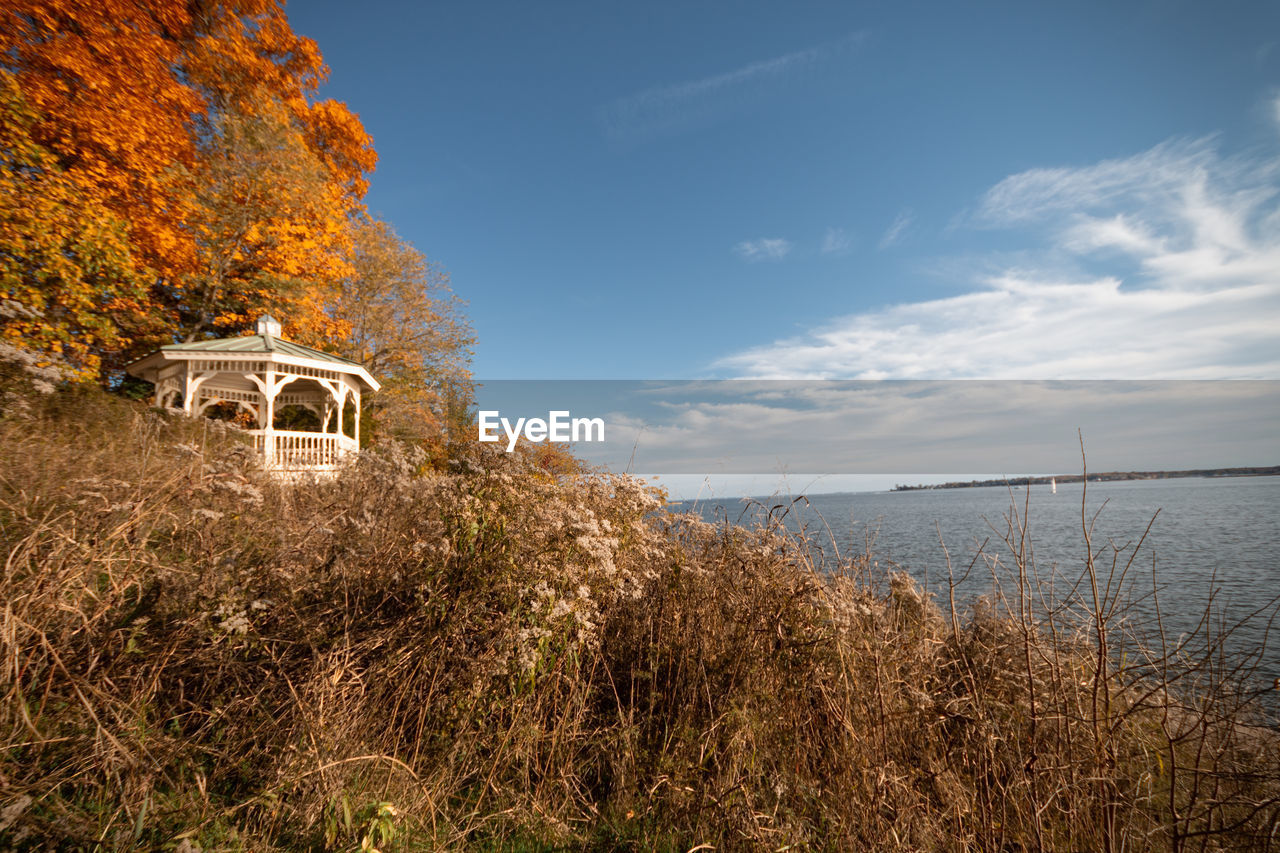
[975,138,1220,227]
[599,33,864,142]
[735,238,793,262]
[878,210,912,249]
[821,226,852,255]
[714,131,1280,379]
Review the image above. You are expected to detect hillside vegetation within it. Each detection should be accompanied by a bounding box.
[3,386,1279,851]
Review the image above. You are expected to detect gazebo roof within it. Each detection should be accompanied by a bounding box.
[126,320,380,393]
[159,332,364,368]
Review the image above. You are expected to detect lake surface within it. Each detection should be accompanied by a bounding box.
[673,476,1280,703]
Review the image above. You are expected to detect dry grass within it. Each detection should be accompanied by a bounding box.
[2,385,1279,851]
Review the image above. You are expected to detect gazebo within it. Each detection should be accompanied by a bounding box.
[126,316,380,474]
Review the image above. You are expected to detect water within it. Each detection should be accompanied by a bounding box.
[673,476,1280,701]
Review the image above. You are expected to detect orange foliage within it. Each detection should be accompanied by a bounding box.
[178,99,354,346]
[182,0,375,211]
[0,0,203,279]
[304,99,378,201]
[0,72,154,378]
[0,0,376,376]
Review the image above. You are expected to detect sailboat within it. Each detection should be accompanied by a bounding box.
[1051,477,1057,494]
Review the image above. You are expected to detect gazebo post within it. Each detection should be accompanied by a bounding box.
[183,370,197,415]
[353,386,360,447]
[182,370,213,415]
[263,366,276,466]
[335,387,345,442]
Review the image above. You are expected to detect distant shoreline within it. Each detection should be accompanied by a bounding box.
[892,466,1280,492]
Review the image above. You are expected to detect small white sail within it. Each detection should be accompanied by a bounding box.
[1051,477,1057,494]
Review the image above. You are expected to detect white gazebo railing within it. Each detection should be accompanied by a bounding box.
[249,430,359,471]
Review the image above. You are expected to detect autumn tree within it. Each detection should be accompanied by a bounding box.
[0,0,375,377]
[0,1,202,373]
[334,219,474,448]
[174,96,353,346]
[0,71,157,379]
[176,0,376,350]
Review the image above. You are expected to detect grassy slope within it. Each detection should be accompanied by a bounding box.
[2,386,1279,851]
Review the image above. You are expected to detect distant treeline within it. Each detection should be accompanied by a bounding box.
[892,466,1280,492]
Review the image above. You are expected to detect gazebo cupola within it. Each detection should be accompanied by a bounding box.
[126,316,380,473]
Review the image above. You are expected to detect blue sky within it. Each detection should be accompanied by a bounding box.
[289,0,1280,381]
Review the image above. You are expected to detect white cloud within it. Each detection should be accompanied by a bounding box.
[587,380,1279,482]
[1061,214,1167,256]
[879,210,912,248]
[599,33,864,141]
[714,133,1280,379]
[735,237,793,262]
[821,226,852,254]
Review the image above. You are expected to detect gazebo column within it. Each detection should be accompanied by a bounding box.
[353,387,361,447]
[153,364,184,409]
[264,368,276,465]
[154,382,177,409]
[248,369,301,468]
[182,370,214,415]
[317,377,352,449]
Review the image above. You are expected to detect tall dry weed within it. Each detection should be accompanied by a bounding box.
[1,385,1278,850]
